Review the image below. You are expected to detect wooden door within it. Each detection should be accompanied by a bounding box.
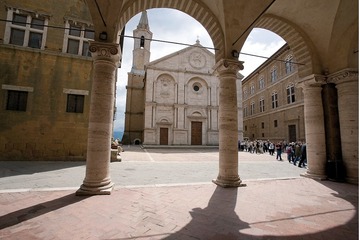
[160,128,168,145]
[191,122,202,145]
[288,124,296,142]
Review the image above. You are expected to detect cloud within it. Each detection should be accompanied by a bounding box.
[113,10,285,132]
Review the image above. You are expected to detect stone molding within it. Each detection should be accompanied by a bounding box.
[89,41,121,64]
[296,74,326,89]
[327,68,358,85]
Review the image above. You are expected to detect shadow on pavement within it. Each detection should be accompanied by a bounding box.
[0,193,90,230]
[163,186,248,239]
[163,180,358,239]
[0,161,85,178]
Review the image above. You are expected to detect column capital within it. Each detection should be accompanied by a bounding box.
[213,59,244,77]
[296,74,326,89]
[89,41,121,65]
[327,68,358,85]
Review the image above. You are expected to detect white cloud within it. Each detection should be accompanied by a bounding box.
[113,10,285,132]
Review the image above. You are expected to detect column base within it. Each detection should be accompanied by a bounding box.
[212,178,246,188]
[76,182,114,196]
[300,172,327,181]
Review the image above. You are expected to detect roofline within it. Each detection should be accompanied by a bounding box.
[241,43,289,83]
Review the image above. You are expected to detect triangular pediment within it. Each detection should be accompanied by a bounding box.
[146,43,215,72]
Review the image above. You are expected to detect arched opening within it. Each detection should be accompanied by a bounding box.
[115,8,214,144]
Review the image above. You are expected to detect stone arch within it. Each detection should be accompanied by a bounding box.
[190,110,205,117]
[254,14,321,78]
[186,76,209,88]
[118,0,225,61]
[155,73,176,104]
[158,117,171,124]
[156,73,176,83]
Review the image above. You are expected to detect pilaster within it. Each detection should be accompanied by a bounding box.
[212,59,246,187]
[77,41,120,195]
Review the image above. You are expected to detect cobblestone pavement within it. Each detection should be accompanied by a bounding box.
[0,146,358,239]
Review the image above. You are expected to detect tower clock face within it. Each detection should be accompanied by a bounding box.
[190,52,206,69]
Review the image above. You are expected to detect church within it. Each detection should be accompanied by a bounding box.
[122,11,244,146]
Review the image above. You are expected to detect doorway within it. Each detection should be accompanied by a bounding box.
[160,128,168,145]
[191,121,202,145]
[288,124,296,142]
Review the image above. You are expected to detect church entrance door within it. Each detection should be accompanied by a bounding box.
[160,128,168,145]
[191,121,202,145]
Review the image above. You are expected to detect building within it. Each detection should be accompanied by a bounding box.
[242,44,305,143]
[0,0,357,194]
[123,11,243,146]
[0,0,118,161]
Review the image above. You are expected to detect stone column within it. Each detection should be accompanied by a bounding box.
[212,59,245,187]
[77,41,120,195]
[329,69,359,184]
[297,75,327,180]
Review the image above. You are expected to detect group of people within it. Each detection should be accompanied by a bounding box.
[239,139,307,168]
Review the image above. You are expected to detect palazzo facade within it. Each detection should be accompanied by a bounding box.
[242,44,305,143]
[0,0,103,161]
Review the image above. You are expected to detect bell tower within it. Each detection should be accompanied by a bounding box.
[122,11,152,145]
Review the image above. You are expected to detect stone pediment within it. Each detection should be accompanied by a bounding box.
[147,43,215,72]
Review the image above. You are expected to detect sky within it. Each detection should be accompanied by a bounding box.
[114,8,286,133]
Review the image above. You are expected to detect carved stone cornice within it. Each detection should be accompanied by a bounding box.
[327,68,358,85]
[296,74,326,89]
[89,41,121,64]
[213,59,244,77]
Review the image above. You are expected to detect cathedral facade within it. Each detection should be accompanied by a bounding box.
[122,11,243,145]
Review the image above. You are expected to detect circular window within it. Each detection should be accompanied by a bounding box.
[193,83,201,92]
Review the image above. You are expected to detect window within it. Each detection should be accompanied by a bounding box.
[287,84,296,104]
[285,55,294,74]
[259,98,265,112]
[63,21,94,56]
[274,120,278,128]
[243,88,248,99]
[259,77,265,89]
[261,122,264,129]
[6,90,28,111]
[271,67,277,82]
[243,105,248,117]
[66,94,84,113]
[244,125,247,131]
[250,84,255,95]
[192,82,201,92]
[5,9,48,49]
[271,92,278,109]
[250,102,255,115]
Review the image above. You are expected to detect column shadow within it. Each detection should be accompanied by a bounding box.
[0,193,90,229]
[163,186,248,240]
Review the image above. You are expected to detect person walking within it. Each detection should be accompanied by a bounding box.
[298,143,307,168]
[293,142,302,166]
[268,142,275,156]
[275,142,283,160]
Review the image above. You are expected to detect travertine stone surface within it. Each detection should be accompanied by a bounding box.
[330,69,359,184]
[77,41,120,195]
[298,75,327,180]
[212,59,245,187]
